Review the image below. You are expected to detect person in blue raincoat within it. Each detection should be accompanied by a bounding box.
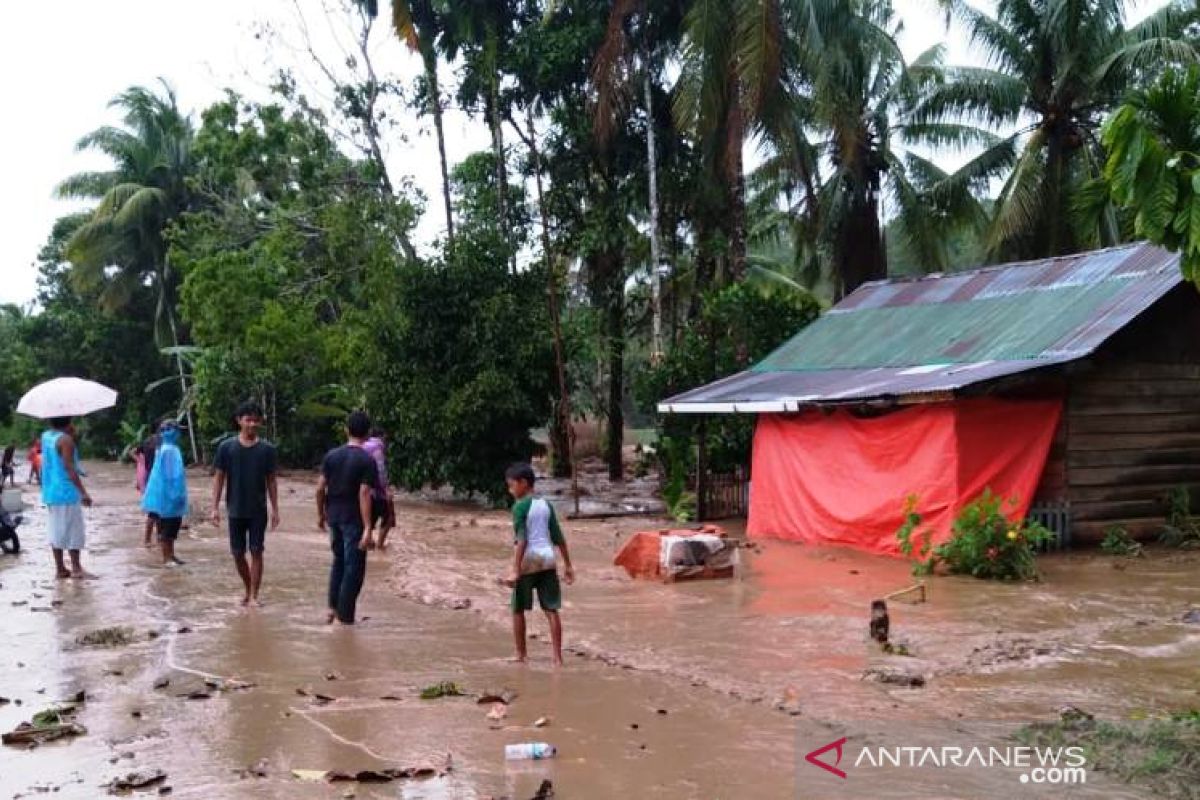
[142,422,189,566]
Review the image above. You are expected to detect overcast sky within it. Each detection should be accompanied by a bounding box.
[0,1,1164,307]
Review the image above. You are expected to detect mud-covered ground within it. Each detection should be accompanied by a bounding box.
[1,462,1197,799]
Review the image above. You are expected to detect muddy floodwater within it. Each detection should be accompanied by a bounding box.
[2,462,1197,798]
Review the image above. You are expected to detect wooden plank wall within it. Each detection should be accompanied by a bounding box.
[1066,361,1200,543]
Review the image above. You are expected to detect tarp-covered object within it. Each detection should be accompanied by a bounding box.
[747,398,1062,556]
[615,528,737,581]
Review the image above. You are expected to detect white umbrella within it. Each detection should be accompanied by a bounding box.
[17,377,118,419]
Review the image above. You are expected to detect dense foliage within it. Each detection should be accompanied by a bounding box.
[5,0,1199,498]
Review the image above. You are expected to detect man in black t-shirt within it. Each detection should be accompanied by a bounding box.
[210,401,279,606]
[316,410,378,625]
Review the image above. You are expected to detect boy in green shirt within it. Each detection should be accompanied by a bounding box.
[504,463,575,666]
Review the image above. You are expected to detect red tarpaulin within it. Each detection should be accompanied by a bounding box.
[746,397,1063,556]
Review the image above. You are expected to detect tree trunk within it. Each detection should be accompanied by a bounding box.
[725,74,747,283]
[485,31,512,272]
[525,105,575,484]
[645,70,665,363]
[423,46,456,251]
[602,250,625,482]
[834,193,886,299]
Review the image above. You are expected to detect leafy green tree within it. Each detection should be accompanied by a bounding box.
[344,255,556,500]
[174,90,417,463]
[922,0,1198,260]
[56,81,200,457]
[1102,66,1200,281]
[637,282,820,473]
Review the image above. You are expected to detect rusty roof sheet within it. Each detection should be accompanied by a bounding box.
[660,243,1181,412]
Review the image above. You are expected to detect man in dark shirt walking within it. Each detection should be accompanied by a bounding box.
[210,401,280,606]
[316,410,378,625]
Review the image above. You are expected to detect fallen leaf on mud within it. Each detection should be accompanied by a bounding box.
[157,787,172,796]
[420,681,464,700]
[178,690,211,701]
[476,690,517,705]
[2,721,86,746]
[176,626,192,634]
[296,686,336,704]
[862,667,926,688]
[655,709,668,715]
[235,758,270,779]
[152,678,170,690]
[11,601,27,606]
[105,769,167,792]
[77,627,135,648]
[204,678,255,693]
[292,769,328,782]
[486,704,507,721]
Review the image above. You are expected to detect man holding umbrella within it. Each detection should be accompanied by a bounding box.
[42,416,94,579]
[17,377,117,580]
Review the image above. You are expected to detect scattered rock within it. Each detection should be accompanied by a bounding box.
[655,709,668,715]
[324,672,343,682]
[105,770,167,793]
[379,694,404,701]
[131,711,142,719]
[176,626,192,634]
[486,704,507,721]
[630,723,639,730]
[152,678,170,690]
[862,667,926,688]
[158,787,173,796]
[1182,609,1200,625]
[179,690,212,701]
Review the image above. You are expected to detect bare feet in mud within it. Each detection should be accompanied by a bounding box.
[239,595,251,607]
[325,610,336,624]
[55,569,71,580]
[70,570,97,580]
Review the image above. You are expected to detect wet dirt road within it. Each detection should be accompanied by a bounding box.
[0,464,809,799]
[2,462,1195,799]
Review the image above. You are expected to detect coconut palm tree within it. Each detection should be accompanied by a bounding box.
[56,81,200,460]
[747,0,991,297]
[918,0,1198,260]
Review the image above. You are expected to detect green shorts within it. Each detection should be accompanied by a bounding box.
[511,569,561,613]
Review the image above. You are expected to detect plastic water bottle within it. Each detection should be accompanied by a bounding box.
[505,742,556,760]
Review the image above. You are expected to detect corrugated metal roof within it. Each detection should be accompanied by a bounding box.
[660,243,1181,413]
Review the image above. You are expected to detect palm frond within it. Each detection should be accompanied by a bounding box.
[54,170,122,200]
[987,130,1048,255]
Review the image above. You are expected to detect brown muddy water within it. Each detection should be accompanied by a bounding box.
[1,462,1196,799]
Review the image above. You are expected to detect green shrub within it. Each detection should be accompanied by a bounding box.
[1101,525,1143,556]
[896,495,935,576]
[1160,486,1200,548]
[895,490,1053,581]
